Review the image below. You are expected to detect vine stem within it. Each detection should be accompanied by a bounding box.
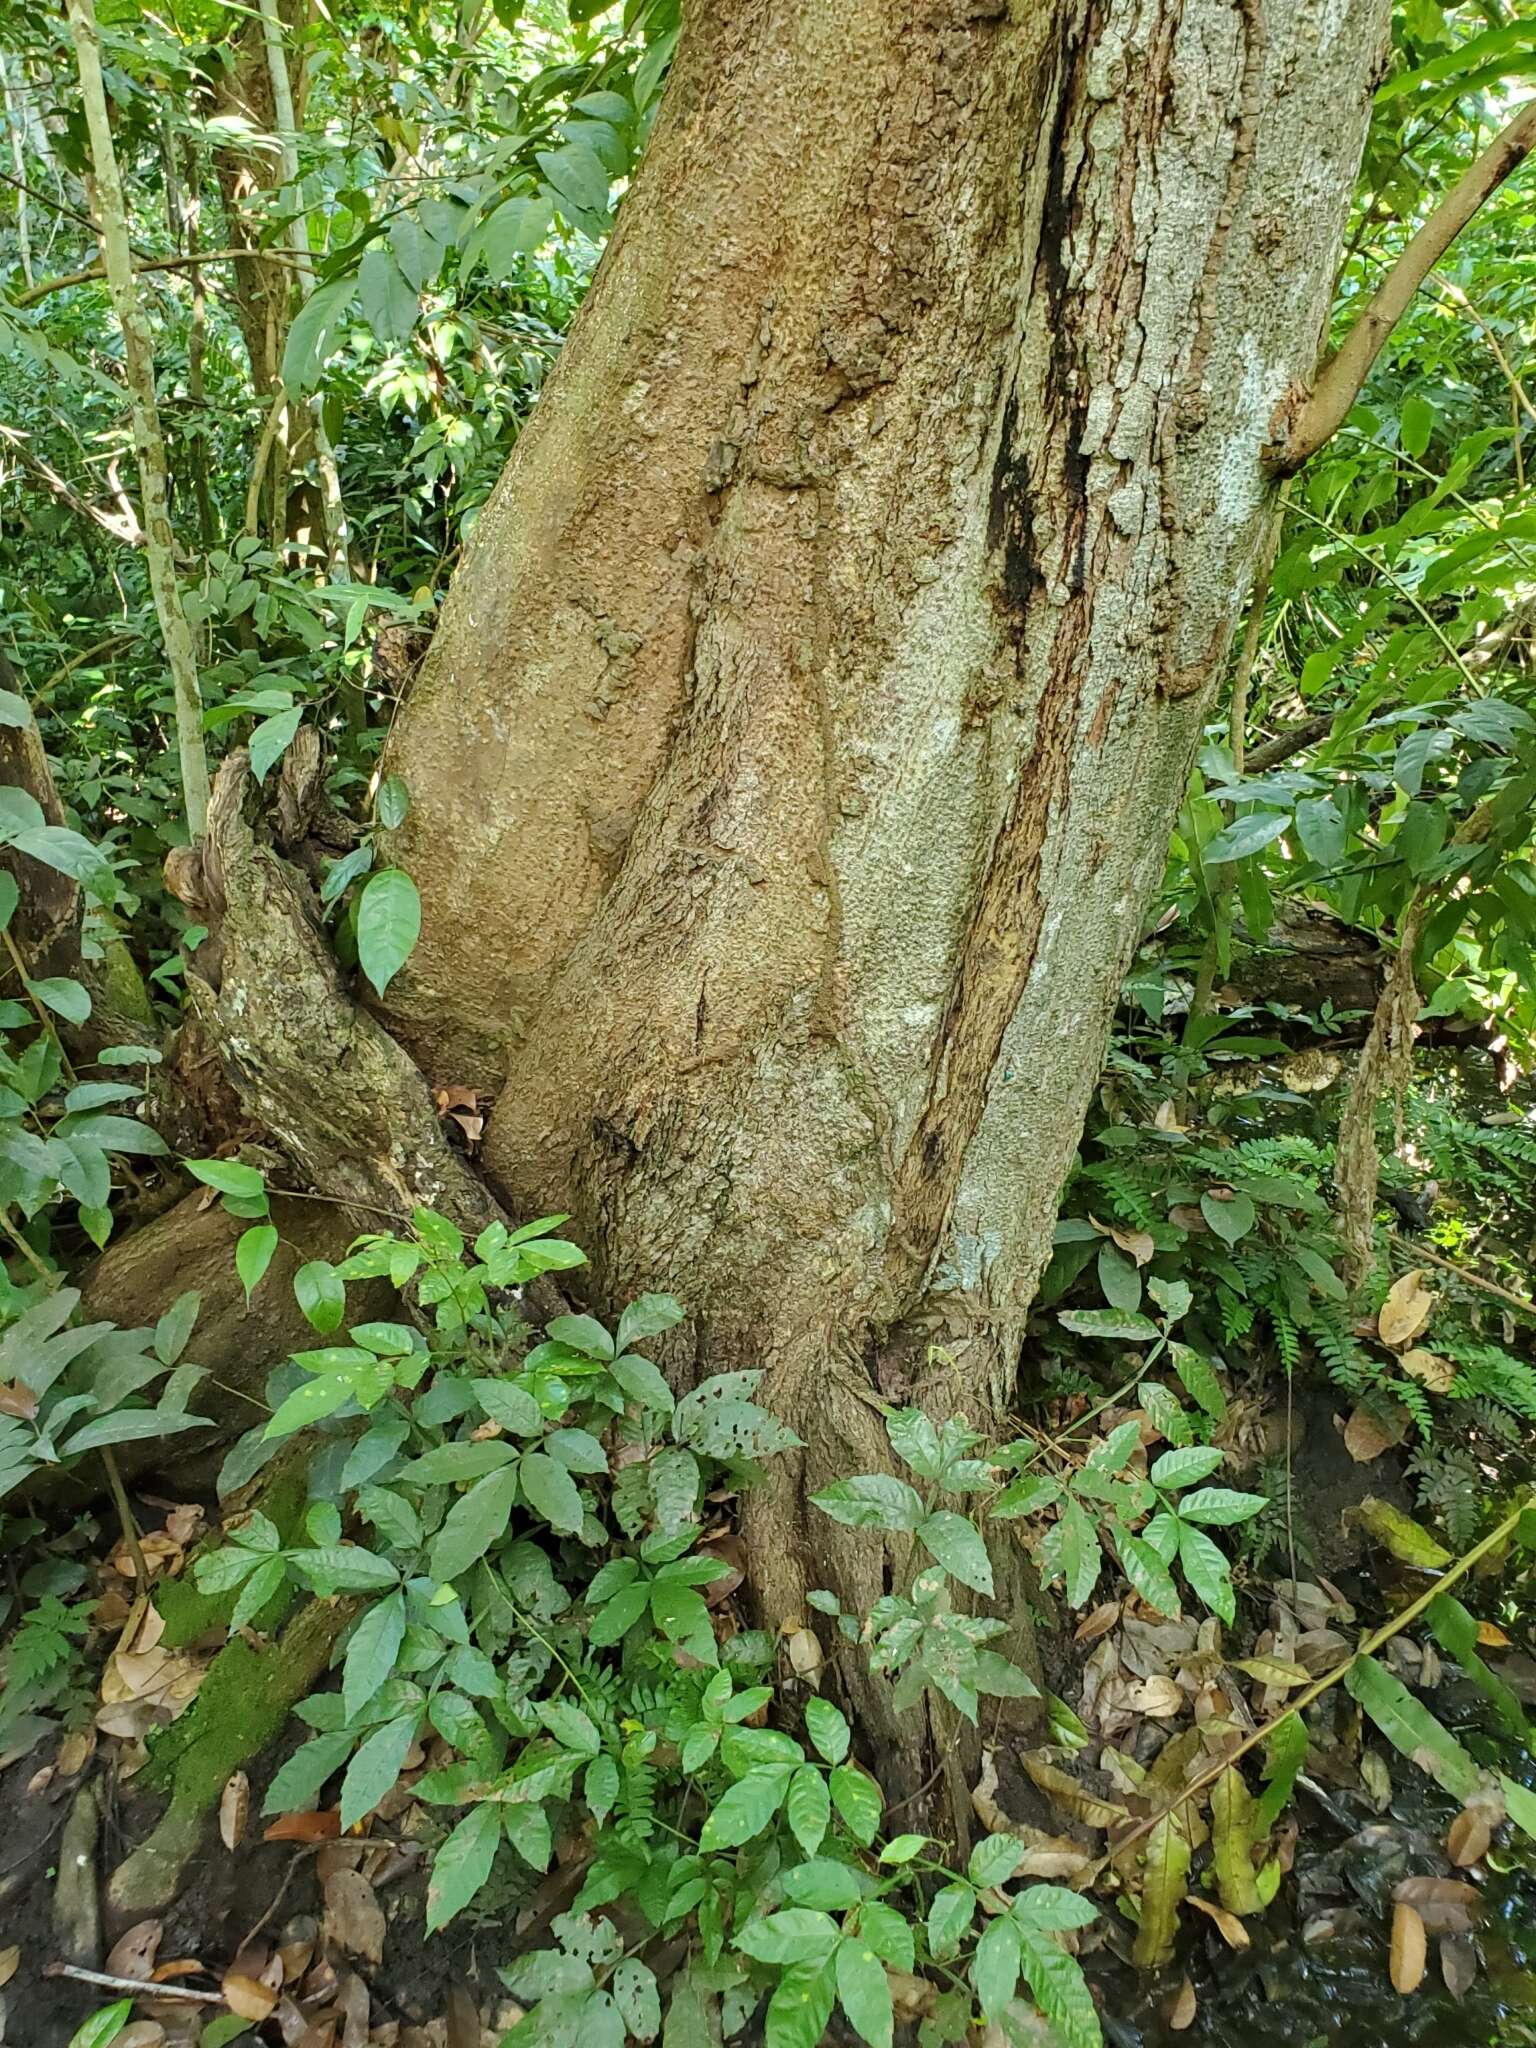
[1087,1487,1532,1882]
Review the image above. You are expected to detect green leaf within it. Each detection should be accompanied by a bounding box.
[536,1700,601,1755]
[1132,1810,1190,1968]
[67,1999,132,2048]
[972,1912,1023,2018]
[835,1935,893,2048]
[282,273,358,393]
[340,1711,417,1829]
[1056,1308,1160,1341]
[612,1959,660,2044]
[264,1728,354,1814]
[344,1591,406,1723]
[356,868,421,998]
[991,1474,1062,1519]
[1168,1342,1227,1419]
[1400,393,1434,459]
[518,1449,585,1535]
[294,1260,346,1335]
[585,1752,620,1824]
[1114,1526,1179,1616]
[1177,1486,1267,1526]
[804,1695,850,1764]
[249,706,301,782]
[786,1762,831,1856]
[784,1859,866,1908]
[1343,1654,1483,1802]
[536,139,611,219]
[917,1509,994,1595]
[1015,1918,1102,2048]
[185,1157,266,1201]
[236,1223,278,1300]
[1176,1519,1234,1623]
[426,1799,503,1931]
[1200,1191,1256,1244]
[927,1881,976,1959]
[736,1908,840,1966]
[811,1474,925,1531]
[376,775,411,830]
[1150,1446,1224,1490]
[1500,1773,1536,1844]
[764,1958,837,2048]
[1211,1766,1263,1914]
[828,1762,881,1845]
[29,976,91,1024]
[462,193,555,281]
[472,1379,542,1434]
[1204,811,1289,863]
[229,1554,286,1630]
[428,1465,520,1581]
[359,245,419,346]
[1057,1494,1102,1608]
[699,1767,791,1850]
[969,1832,1025,1887]
[1254,1709,1309,1834]
[1426,1594,1529,1743]
[154,1290,200,1366]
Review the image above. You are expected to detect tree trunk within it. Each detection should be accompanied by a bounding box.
[365,0,1388,1799]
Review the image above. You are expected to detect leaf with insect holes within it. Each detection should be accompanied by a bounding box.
[1057,1308,1160,1342]
[916,1510,994,1595]
[356,867,421,997]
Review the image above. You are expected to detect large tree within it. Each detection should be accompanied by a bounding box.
[359,0,1393,1772]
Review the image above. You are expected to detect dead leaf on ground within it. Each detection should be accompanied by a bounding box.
[1167,1978,1198,2030]
[1441,1931,1479,2000]
[781,1625,823,1683]
[97,1597,207,1737]
[1229,1655,1310,1688]
[1022,1751,1129,1831]
[0,1947,17,1988]
[56,1729,94,1777]
[1477,1620,1512,1648]
[1126,1676,1185,1719]
[1398,1348,1456,1394]
[1379,1269,1436,1350]
[113,2027,165,2048]
[105,1919,163,1981]
[220,1770,250,1851]
[1169,1204,1209,1233]
[0,1380,37,1419]
[1074,1602,1122,1645]
[323,1868,385,1966]
[1090,1215,1156,1265]
[1447,1805,1494,1869]
[1344,1405,1403,1463]
[264,1809,341,1843]
[222,1972,278,2022]
[1361,1751,1393,1812]
[1187,1895,1251,1949]
[1390,1901,1428,1993]
[1393,1876,1483,1934]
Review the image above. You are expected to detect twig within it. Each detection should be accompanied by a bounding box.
[1396,1237,1536,1317]
[102,1445,150,1590]
[11,245,304,309]
[43,1962,224,2005]
[1087,1486,1531,1882]
[1281,98,1536,470]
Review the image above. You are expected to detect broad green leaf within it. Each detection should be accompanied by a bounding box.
[828,1762,881,1845]
[783,1859,866,1909]
[1211,1766,1262,1914]
[1254,1709,1309,1834]
[916,1509,994,1595]
[1343,1655,1483,1802]
[1177,1485,1267,1526]
[805,1695,850,1764]
[1057,1495,1102,1608]
[786,1762,831,1856]
[971,1912,1023,2018]
[1056,1308,1160,1342]
[294,1260,346,1334]
[264,1728,354,1814]
[356,868,421,998]
[1131,1810,1189,1967]
[1200,1191,1255,1244]
[764,1958,837,2048]
[250,706,301,782]
[518,1449,585,1535]
[1176,1519,1234,1623]
[1114,1526,1179,1616]
[699,1767,790,1849]
[67,1999,132,2048]
[835,1934,892,2048]
[736,1908,840,1967]
[344,1591,406,1724]
[927,1881,976,1959]
[236,1223,278,1300]
[29,976,91,1025]
[359,246,419,346]
[282,273,358,393]
[612,1959,660,2044]
[969,1833,1025,1887]
[811,1474,924,1531]
[426,1800,502,1932]
[185,1157,266,1201]
[153,1290,200,1366]
[428,1465,520,1581]
[340,1711,418,1829]
[1203,811,1289,863]
[1168,1342,1227,1419]
[1150,1446,1224,1490]
[1426,1594,1528,1743]
[1015,1920,1101,2048]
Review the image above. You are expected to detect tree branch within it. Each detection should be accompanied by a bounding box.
[1278,96,1536,471]
[10,244,302,309]
[0,420,146,547]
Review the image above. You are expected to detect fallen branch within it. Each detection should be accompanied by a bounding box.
[1279,98,1536,470]
[44,1962,224,2005]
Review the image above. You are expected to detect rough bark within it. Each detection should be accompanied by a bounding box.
[385,0,1384,1556]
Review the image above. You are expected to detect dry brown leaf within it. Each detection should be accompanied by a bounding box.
[1152,1101,1189,1135]
[1186,1895,1251,1949]
[1167,1978,1198,2030]
[1088,1215,1156,1265]
[1477,1620,1512,1648]
[323,1869,385,1966]
[1379,1269,1435,1350]
[220,1770,250,1851]
[1229,1655,1310,1688]
[445,1984,481,2048]
[1390,1901,1427,1993]
[1022,1752,1129,1831]
[1344,1406,1397,1464]
[1074,1602,1122,1644]
[114,2027,165,2048]
[1398,1348,1455,1394]
[0,1380,37,1419]
[1126,1676,1185,1718]
[56,1729,95,1777]
[1169,1204,1209,1233]
[105,1919,163,1981]
[0,1946,17,1988]
[1440,1931,1479,2000]
[264,1810,341,1843]
[222,1972,279,2022]
[782,1626,823,1682]
[1393,1876,1483,1934]
[1360,1751,1393,1812]
[1447,1807,1493,1869]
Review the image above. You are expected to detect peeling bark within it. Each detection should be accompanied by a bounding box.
[364,0,1388,1802]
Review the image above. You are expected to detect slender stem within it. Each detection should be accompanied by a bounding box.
[0,1202,55,1286]
[1398,1237,1536,1317]
[65,0,210,839]
[11,244,304,309]
[1,923,77,1082]
[1229,482,1290,779]
[1282,98,1536,469]
[102,1444,150,1590]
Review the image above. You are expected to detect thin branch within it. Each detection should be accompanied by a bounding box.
[0,420,146,547]
[1244,711,1335,774]
[1280,97,1536,471]
[1229,480,1290,777]
[11,243,302,308]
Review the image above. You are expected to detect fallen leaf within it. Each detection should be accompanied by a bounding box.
[264,1809,341,1842]
[445,1983,481,2048]
[323,1868,385,1966]
[1476,1620,1512,1648]
[1344,1406,1398,1463]
[222,1972,279,2021]
[782,1626,823,1682]
[56,1729,95,1777]
[1169,1204,1209,1233]
[1354,1498,1454,1570]
[1398,1348,1455,1394]
[0,1379,37,1419]
[1447,1807,1493,1869]
[1390,1901,1427,1993]
[0,1946,17,1988]
[1440,1931,1479,2000]
[1361,1750,1393,1811]
[1393,1876,1483,1934]
[104,1919,163,1980]
[114,2027,165,2048]
[1022,1752,1130,1831]
[1167,1978,1198,2030]
[1074,1602,1122,1644]
[1229,1655,1310,1688]
[1126,1676,1185,1718]
[1379,1269,1435,1350]
[1280,1049,1340,1093]
[220,1770,250,1851]
[1187,1895,1251,1949]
